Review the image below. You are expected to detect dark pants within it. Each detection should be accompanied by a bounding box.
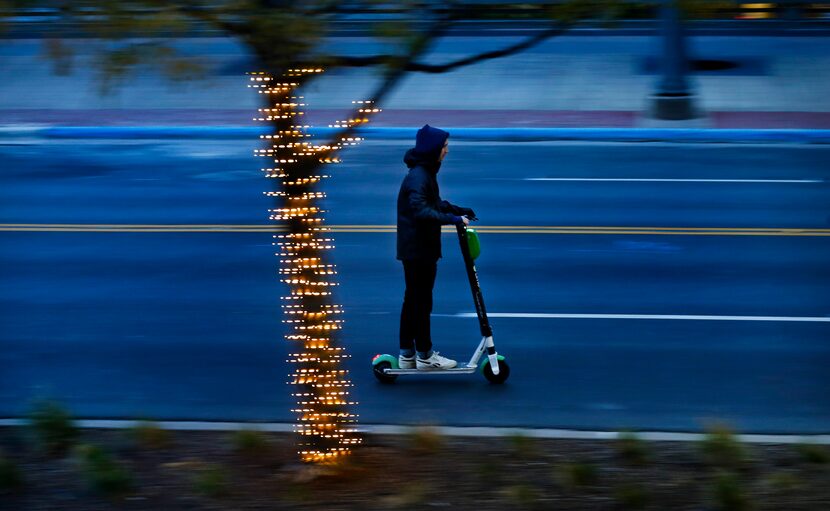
[399,259,438,355]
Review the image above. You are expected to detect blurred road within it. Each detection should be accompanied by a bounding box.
[1,140,828,433]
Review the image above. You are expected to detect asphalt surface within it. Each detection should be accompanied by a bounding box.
[1,140,828,433]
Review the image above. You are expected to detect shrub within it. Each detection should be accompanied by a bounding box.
[232,429,269,456]
[0,453,23,493]
[28,400,78,456]
[283,481,312,502]
[74,444,132,496]
[795,442,830,465]
[615,432,650,465]
[193,464,228,498]
[477,459,500,483]
[130,420,171,450]
[712,471,751,511]
[558,460,598,489]
[408,427,444,455]
[378,484,426,508]
[504,483,542,508]
[507,432,536,459]
[700,426,746,469]
[614,483,650,509]
[75,444,108,465]
[765,471,801,494]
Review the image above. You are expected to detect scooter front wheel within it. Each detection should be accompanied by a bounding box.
[373,361,398,384]
[482,358,510,384]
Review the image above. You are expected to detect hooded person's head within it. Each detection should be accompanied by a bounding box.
[413,124,449,163]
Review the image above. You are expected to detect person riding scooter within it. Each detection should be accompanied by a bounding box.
[396,124,476,370]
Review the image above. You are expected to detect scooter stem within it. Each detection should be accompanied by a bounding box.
[456,224,493,338]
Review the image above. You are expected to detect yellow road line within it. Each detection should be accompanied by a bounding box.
[1,224,829,236]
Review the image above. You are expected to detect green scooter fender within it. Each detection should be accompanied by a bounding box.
[479,354,505,372]
[466,228,481,260]
[372,354,399,369]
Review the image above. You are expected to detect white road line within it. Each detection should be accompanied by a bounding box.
[0,419,826,444]
[524,178,823,183]
[450,313,830,323]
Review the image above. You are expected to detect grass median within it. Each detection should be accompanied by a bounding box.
[1,405,829,510]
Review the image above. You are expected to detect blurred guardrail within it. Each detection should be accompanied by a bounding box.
[1,2,829,38]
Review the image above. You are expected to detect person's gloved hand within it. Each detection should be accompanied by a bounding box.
[460,207,477,221]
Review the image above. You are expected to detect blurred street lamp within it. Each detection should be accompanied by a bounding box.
[648,0,700,120]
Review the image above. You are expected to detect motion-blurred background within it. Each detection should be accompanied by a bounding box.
[1,0,829,433]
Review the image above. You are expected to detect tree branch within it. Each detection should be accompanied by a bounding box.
[328,22,570,74]
[406,23,569,73]
[177,5,248,36]
[318,10,456,146]
[305,0,345,17]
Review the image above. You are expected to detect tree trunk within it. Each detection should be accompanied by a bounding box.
[252,67,361,463]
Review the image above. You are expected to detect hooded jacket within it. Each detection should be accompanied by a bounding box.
[396,125,462,261]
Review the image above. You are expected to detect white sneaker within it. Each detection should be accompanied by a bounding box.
[417,351,457,370]
[398,354,416,369]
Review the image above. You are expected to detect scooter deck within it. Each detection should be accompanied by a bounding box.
[384,365,478,375]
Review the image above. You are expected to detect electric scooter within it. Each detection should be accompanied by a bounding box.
[372,223,510,384]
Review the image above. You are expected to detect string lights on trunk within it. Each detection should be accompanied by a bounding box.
[248,68,381,463]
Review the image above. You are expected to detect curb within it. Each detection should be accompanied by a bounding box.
[1,419,829,444]
[2,125,830,143]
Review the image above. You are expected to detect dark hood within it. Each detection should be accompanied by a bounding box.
[404,148,442,174]
[404,124,449,173]
[415,124,449,159]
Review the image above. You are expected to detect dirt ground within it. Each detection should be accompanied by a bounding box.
[1,425,829,510]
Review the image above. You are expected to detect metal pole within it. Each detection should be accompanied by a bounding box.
[657,0,689,95]
[648,0,699,120]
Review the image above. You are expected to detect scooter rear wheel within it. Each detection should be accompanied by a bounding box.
[373,361,398,384]
[482,359,510,384]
